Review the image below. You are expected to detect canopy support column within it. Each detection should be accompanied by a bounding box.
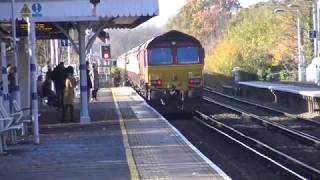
[1,42,9,121]
[28,20,39,144]
[78,22,90,124]
[0,41,8,153]
[11,0,21,115]
[1,41,15,145]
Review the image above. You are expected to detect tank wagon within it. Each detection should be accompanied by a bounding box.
[117,30,204,110]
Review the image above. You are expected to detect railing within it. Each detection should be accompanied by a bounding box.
[0,100,32,153]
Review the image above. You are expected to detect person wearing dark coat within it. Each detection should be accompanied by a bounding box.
[86,61,93,101]
[91,63,99,101]
[52,62,66,108]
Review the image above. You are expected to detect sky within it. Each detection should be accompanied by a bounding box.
[144,0,267,27]
[239,0,269,7]
[144,0,186,27]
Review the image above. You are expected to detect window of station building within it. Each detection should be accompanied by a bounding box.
[149,48,173,65]
[177,47,200,64]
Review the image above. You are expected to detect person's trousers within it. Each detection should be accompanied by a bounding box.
[62,104,74,122]
[92,89,98,99]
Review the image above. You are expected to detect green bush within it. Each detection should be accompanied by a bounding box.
[111,66,121,87]
[257,68,272,81]
[279,70,289,80]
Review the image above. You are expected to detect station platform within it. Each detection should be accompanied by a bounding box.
[238,81,320,114]
[0,87,230,180]
[239,81,320,98]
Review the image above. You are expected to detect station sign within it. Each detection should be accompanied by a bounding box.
[20,4,31,18]
[60,39,71,47]
[20,3,43,18]
[309,30,317,39]
[31,3,43,17]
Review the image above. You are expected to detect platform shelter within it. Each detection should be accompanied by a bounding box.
[0,0,158,148]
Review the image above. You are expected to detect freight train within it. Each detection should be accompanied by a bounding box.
[117,30,204,111]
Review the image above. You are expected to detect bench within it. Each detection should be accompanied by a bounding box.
[0,112,23,153]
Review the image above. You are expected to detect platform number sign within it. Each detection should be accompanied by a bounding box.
[61,39,70,47]
[309,30,317,39]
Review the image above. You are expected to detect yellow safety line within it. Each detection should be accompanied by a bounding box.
[112,88,140,180]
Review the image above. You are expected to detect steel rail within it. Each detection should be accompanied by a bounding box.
[203,86,320,126]
[202,95,320,147]
[194,111,320,179]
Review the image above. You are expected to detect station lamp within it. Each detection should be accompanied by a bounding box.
[98,31,110,44]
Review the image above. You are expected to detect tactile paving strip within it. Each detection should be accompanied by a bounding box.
[113,87,228,179]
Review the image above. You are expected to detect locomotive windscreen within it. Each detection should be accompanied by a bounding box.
[149,48,173,65]
[177,47,200,64]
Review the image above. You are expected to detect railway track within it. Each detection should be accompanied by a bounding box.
[145,87,320,179]
[203,86,320,146]
[193,111,320,179]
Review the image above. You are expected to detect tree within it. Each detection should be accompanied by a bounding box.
[36,40,50,66]
[169,0,314,80]
[107,26,165,58]
[211,1,312,78]
[205,40,241,76]
[167,0,240,51]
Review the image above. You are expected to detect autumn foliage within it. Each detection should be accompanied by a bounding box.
[167,0,313,80]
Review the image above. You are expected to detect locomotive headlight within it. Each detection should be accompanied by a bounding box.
[188,78,201,85]
[171,41,176,46]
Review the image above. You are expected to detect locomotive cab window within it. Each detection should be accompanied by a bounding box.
[149,48,173,65]
[177,47,200,64]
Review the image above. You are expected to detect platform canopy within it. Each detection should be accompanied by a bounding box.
[0,0,159,139]
[0,0,159,39]
[0,0,158,23]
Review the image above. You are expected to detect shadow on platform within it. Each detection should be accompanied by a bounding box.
[0,88,131,180]
[39,89,118,125]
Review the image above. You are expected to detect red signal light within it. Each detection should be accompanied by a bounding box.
[188,78,201,85]
[101,45,111,60]
[156,80,162,86]
[151,79,162,86]
[103,53,110,59]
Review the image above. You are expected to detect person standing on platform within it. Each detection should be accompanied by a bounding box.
[52,62,66,108]
[44,61,53,82]
[62,66,76,122]
[86,61,93,101]
[91,63,99,101]
[7,64,16,111]
[43,62,53,100]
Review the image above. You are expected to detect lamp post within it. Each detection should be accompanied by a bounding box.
[288,4,306,82]
[274,7,305,81]
[312,2,317,57]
